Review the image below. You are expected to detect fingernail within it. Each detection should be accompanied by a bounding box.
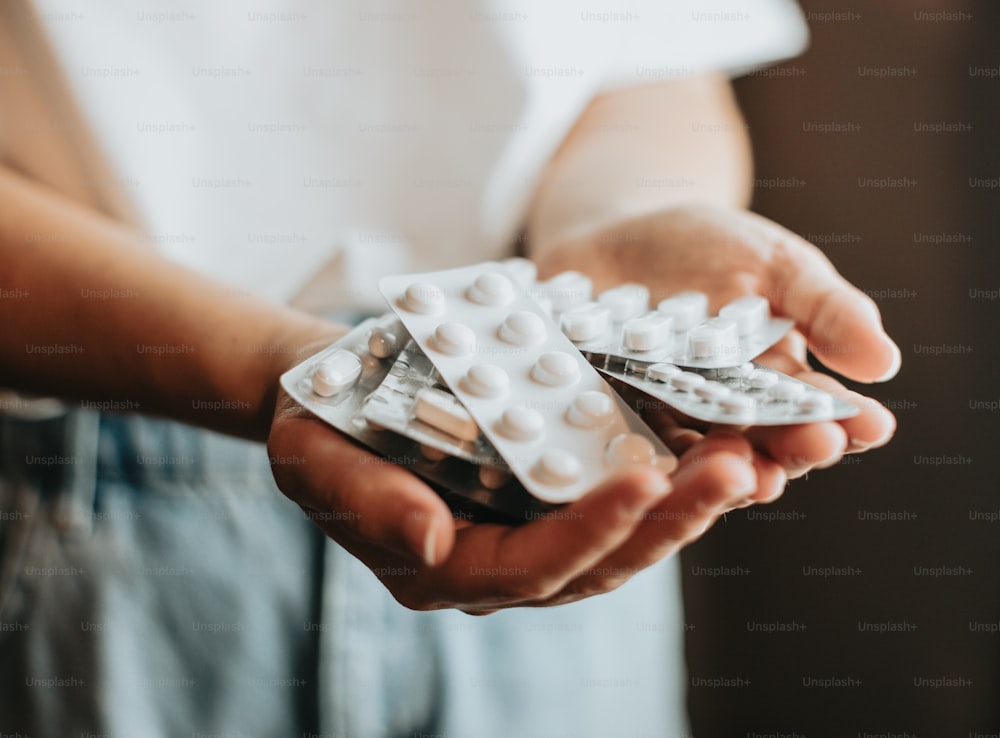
[875,342,902,383]
[422,516,440,567]
[404,512,439,567]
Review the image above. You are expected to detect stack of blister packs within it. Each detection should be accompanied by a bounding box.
[280,260,857,521]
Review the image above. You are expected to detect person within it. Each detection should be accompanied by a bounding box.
[0,1,899,735]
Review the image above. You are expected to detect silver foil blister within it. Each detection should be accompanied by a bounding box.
[279,318,546,521]
[598,357,859,426]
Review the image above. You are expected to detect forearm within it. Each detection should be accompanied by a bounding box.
[0,166,340,440]
[527,73,753,261]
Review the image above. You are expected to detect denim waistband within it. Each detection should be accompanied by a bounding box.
[0,409,276,536]
[0,409,100,535]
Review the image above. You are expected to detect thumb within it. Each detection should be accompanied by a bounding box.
[775,237,901,383]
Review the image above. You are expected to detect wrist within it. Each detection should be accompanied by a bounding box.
[248,312,348,442]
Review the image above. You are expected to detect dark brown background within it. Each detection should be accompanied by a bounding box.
[682,0,1000,734]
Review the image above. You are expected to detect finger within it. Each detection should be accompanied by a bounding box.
[738,361,896,460]
[746,450,788,503]
[684,431,785,504]
[744,421,848,479]
[641,406,707,455]
[768,226,901,383]
[781,371,896,452]
[544,442,757,605]
[414,467,671,608]
[761,331,809,367]
[272,416,456,566]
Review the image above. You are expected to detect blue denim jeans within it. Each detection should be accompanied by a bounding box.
[0,409,689,737]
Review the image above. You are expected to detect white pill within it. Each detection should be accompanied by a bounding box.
[467,272,514,306]
[717,362,755,379]
[497,405,545,441]
[605,433,656,466]
[720,295,770,336]
[368,323,407,359]
[432,322,476,356]
[413,387,480,442]
[598,283,650,322]
[797,391,834,413]
[746,369,779,390]
[479,465,512,490]
[501,257,538,288]
[687,318,740,362]
[566,390,616,428]
[531,351,581,387]
[462,363,510,399]
[769,380,806,402]
[311,350,362,397]
[657,291,709,331]
[498,311,546,346]
[719,394,755,415]
[694,381,732,402]
[560,302,611,343]
[533,449,582,486]
[670,371,707,392]
[538,271,592,313]
[623,312,673,352]
[402,282,445,315]
[646,362,682,383]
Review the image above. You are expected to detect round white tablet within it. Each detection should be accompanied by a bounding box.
[560,302,611,342]
[769,380,806,402]
[531,351,580,387]
[542,272,592,313]
[598,283,650,322]
[498,406,545,442]
[498,311,546,346]
[533,450,582,486]
[401,282,445,314]
[566,391,616,428]
[623,313,673,352]
[311,350,363,397]
[670,371,707,392]
[719,295,770,336]
[657,291,709,331]
[605,433,656,465]
[432,322,476,356]
[694,381,732,402]
[368,326,405,359]
[646,362,682,383]
[467,272,514,306]
[463,364,510,399]
[687,317,740,362]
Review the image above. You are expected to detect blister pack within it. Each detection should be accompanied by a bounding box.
[379,263,678,505]
[279,318,546,521]
[599,357,859,426]
[361,343,499,466]
[553,285,794,370]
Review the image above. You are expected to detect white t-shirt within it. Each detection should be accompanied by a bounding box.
[1,0,807,307]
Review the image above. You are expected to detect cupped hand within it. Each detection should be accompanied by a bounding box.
[268,387,766,613]
[533,203,899,478]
